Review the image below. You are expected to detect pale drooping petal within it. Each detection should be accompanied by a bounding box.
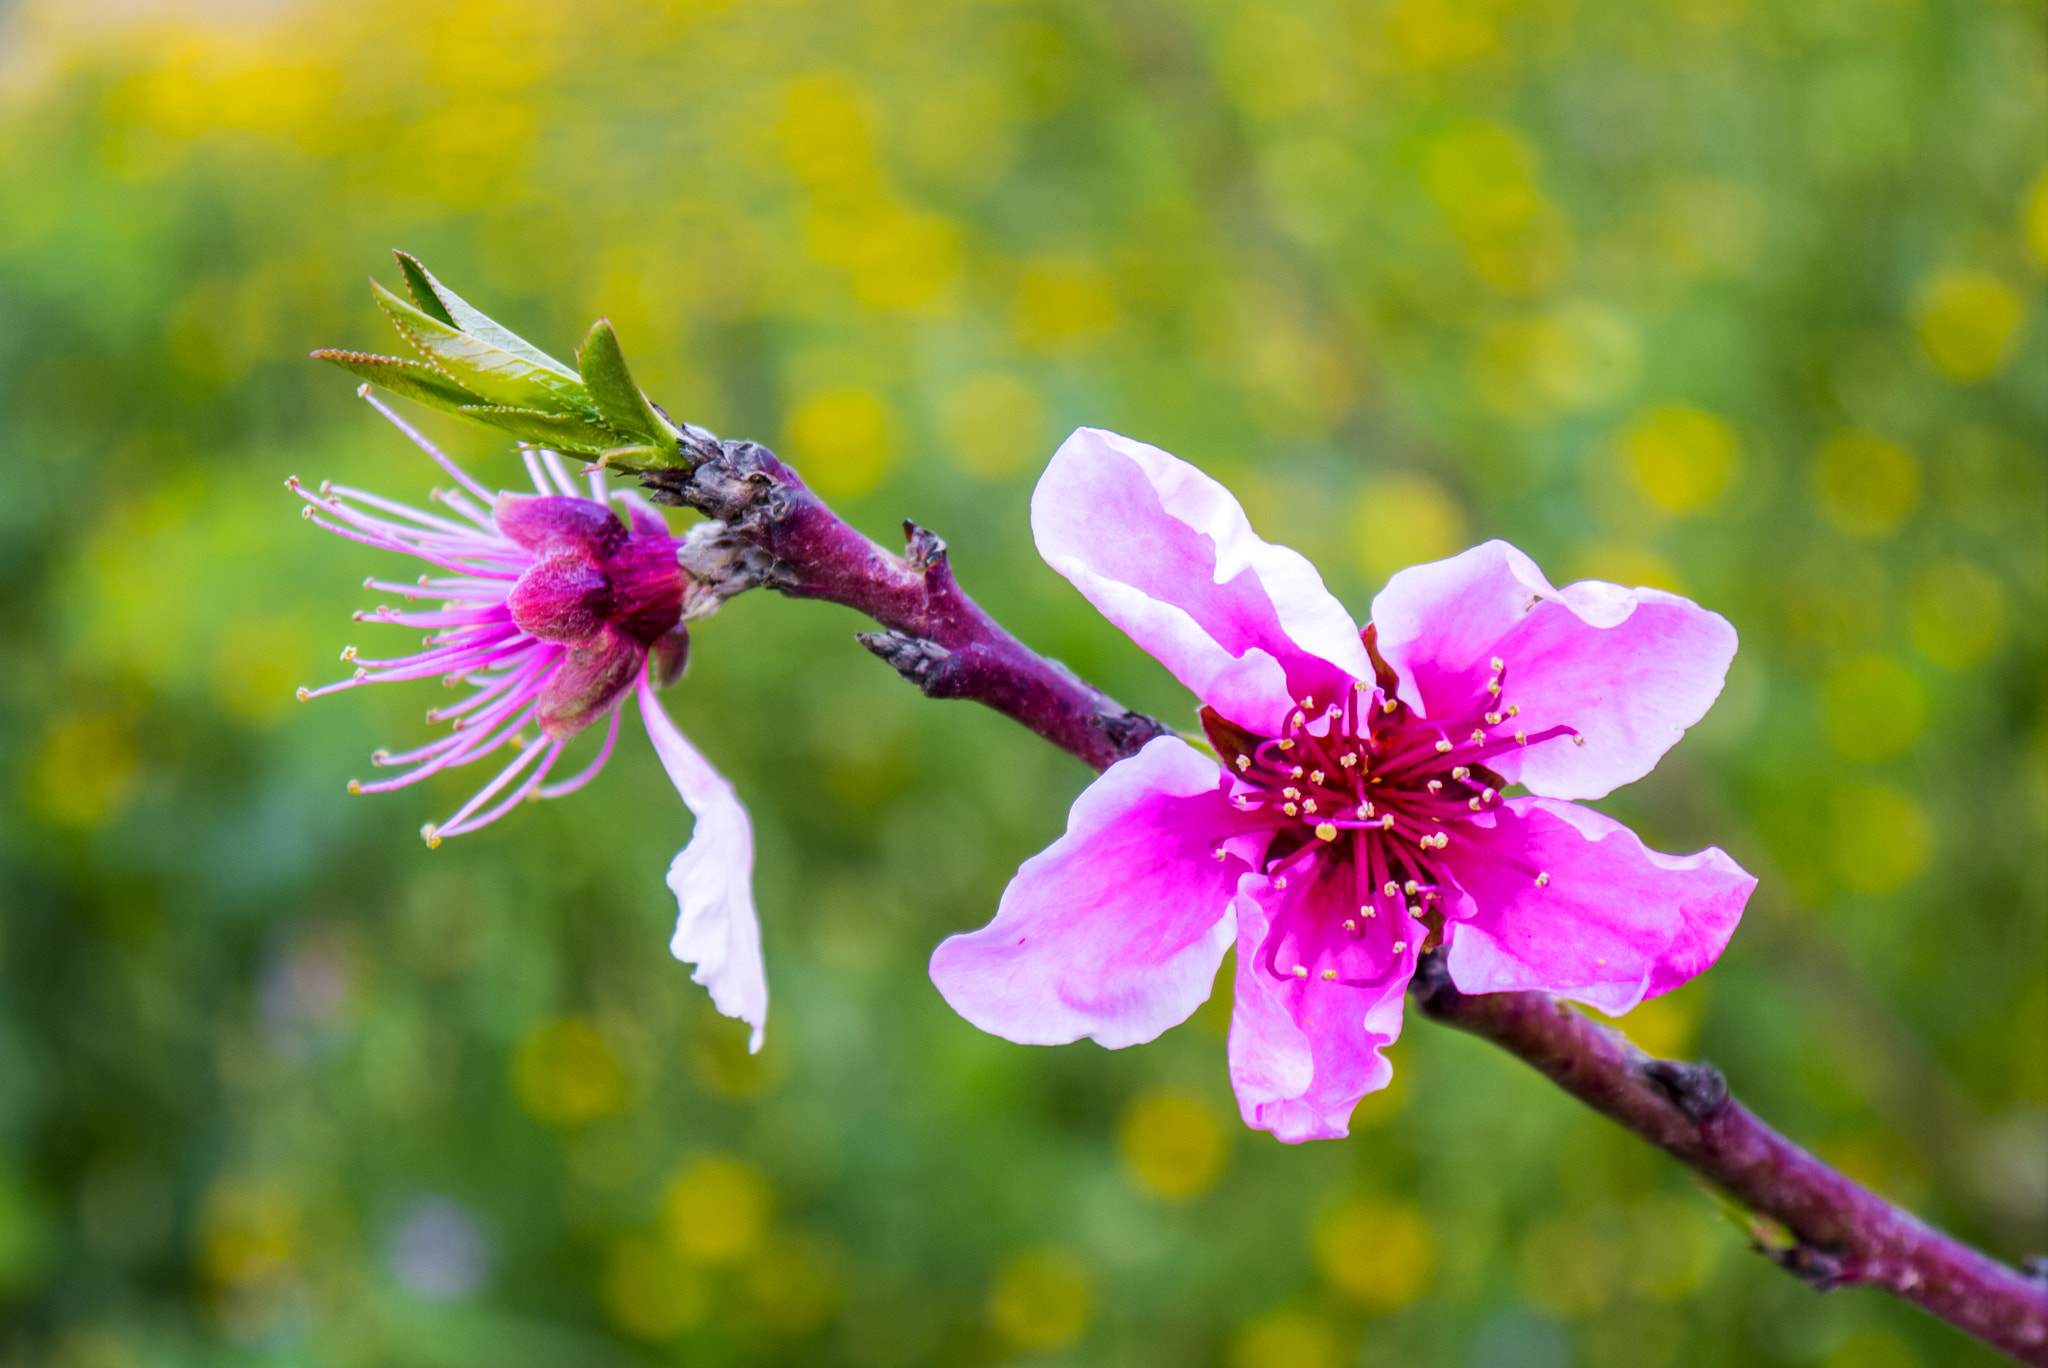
[1225,867,1418,1142]
[638,671,767,1052]
[1439,797,1754,1017]
[929,736,1243,1049]
[1369,541,1737,800]
[1032,428,1370,735]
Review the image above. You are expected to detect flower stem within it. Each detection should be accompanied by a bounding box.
[637,428,2048,1365]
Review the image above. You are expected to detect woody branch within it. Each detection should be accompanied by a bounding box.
[640,424,2048,1367]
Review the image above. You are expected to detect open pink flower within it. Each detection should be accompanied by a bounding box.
[294,391,766,1049]
[930,429,1755,1141]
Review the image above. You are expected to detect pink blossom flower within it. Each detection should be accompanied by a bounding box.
[294,392,765,1049]
[930,429,1755,1141]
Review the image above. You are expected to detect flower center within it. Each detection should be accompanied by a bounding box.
[1203,651,1579,986]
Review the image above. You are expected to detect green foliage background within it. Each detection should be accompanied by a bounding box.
[0,0,2042,1364]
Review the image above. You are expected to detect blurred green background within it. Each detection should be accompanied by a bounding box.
[0,0,2042,1364]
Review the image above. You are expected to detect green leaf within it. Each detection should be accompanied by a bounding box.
[454,405,623,453]
[310,350,487,413]
[593,444,679,474]
[392,253,457,328]
[371,279,593,416]
[390,252,579,383]
[576,318,679,447]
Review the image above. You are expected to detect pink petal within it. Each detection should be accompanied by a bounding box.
[1225,868,1418,1143]
[1032,428,1369,735]
[1369,541,1737,800]
[928,737,1242,1049]
[495,492,625,558]
[638,672,767,1052]
[1439,797,1754,1017]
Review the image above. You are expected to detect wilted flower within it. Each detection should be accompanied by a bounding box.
[294,391,766,1048]
[930,429,1755,1140]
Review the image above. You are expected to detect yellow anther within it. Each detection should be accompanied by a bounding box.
[1283,802,1299,816]
[1354,680,1368,692]
[1382,697,1398,714]
[1283,787,1301,800]
[295,686,311,702]
[1487,677,1501,695]
[1515,730,1527,745]
[1536,872,1551,887]
[346,779,362,794]
[1303,799,1319,814]
[1357,802,1374,818]
[1291,766,1305,778]
[1279,739,1295,751]
[1340,754,1358,768]
[1361,906,1376,919]
[1573,734,1586,746]
[1392,941,1407,955]
[1451,766,1469,780]
[1482,787,1496,801]
[1343,919,1357,931]
[1315,822,1338,841]
[340,645,357,662]
[1322,969,1338,981]
[1299,696,1315,710]
[1491,656,1504,671]
[1484,712,1502,726]
[421,824,442,849]
[1470,729,1486,743]
[1235,755,1252,771]
[1507,704,1520,716]
[1274,876,1289,889]
[1469,797,1482,810]
[1407,905,1421,918]
[1427,779,1442,793]
[1292,711,1306,729]
[1292,965,1308,979]
[1310,770,1325,784]
[1212,847,1227,861]
[1435,739,1453,753]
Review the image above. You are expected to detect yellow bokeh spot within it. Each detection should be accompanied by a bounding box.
[30,712,140,829]
[1569,545,1684,595]
[1613,979,1708,1058]
[1829,783,1931,893]
[1658,176,1769,279]
[804,203,961,312]
[1822,655,1928,763]
[1012,258,1119,353]
[988,1248,1091,1350]
[1472,302,1641,425]
[786,388,891,500]
[780,75,877,195]
[1117,1091,1228,1200]
[601,1235,706,1341]
[1384,0,1500,71]
[660,1156,772,1265]
[1813,429,1920,536]
[1517,1213,1622,1317]
[687,1010,784,1098]
[198,1178,298,1292]
[1217,12,1329,119]
[1825,1327,1922,1368]
[745,1233,844,1335]
[2025,171,2048,272]
[1313,1199,1434,1311]
[1230,1308,1341,1368]
[1914,270,2025,382]
[211,617,308,725]
[1909,560,2006,670]
[513,1017,627,1127]
[937,373,1048,481]
[1624,1198,1722,1301]
[1349,475,1466,584]
[1420,122,1573,295]
[1621,405,1738,514]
